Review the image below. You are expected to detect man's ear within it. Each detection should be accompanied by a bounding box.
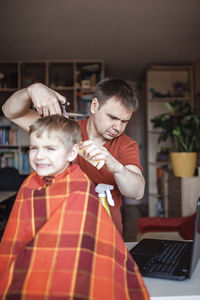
[90,97,100,114]
[67,144,79,162]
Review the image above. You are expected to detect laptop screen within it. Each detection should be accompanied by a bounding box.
[189,198,200,277]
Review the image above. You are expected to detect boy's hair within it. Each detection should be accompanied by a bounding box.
[29,115,82,150]
[93,78,138,112]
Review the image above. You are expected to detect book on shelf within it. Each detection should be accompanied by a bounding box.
[0,151,19,169]
[19,151,31,174]
[0,148,31,174]
[81,64,100,72]
[77,93,93,115]
[0,127,9,145]
[0,127,19,145]
[76,63,102,88]
[9,128,19,145]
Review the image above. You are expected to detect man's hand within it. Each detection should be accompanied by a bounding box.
[79,140,145,200]
[79,140,119,173]
[28,83,66,117]
[2,83,70,131]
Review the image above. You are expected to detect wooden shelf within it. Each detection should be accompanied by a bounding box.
[146,64,194,217]
[148,97,193,102]
[148,161,169,166]
[0,88,18,92]
[53,86,74,90]
[0,60,104,115]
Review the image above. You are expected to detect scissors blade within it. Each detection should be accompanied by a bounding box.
[67,112,86,117]
[61,103,69,119]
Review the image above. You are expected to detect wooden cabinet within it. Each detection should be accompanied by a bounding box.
[0,60,104,174]
[168,172,200,217]
[0,60,104,115]
[146,65,194,216]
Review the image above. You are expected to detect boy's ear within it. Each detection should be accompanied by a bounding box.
[90,97,100,114]
[67,144,79,162]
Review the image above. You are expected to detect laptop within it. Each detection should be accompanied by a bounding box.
[130,198,200,281]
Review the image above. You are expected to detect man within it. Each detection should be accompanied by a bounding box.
[2,78,145,235]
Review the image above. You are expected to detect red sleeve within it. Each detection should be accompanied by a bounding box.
[105,134,143,171]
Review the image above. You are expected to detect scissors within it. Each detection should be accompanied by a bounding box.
[61,102,85,119]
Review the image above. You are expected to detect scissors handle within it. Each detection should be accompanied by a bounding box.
[61,103,69,119]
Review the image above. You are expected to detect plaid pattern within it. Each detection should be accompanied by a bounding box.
[0,164,149,299]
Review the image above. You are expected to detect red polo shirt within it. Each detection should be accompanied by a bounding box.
[76,118,142,235]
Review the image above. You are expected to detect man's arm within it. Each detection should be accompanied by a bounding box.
[112,163,145,200]
[2,83,65,131]
[79,141,145,200]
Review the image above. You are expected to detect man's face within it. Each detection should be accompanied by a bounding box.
[91,96,133,141]
[29,131,71,177]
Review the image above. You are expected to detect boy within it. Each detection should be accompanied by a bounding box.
[0,116,149,299]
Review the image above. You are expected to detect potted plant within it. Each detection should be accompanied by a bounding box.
[151,100,200,177]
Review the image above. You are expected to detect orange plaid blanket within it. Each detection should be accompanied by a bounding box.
[0,164,149,299]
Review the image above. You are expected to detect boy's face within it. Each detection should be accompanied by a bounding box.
[29,131,72,177]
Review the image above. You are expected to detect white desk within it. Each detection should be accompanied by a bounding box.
[125,242,200,300]
[0,191,17,204]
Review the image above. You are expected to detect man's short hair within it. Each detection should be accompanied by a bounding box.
[94,78,138,112]
[29,115,82,151]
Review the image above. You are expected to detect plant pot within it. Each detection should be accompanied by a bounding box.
[170,152,197,178]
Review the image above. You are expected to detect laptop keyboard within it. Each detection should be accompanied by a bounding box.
[145,241,190,275]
